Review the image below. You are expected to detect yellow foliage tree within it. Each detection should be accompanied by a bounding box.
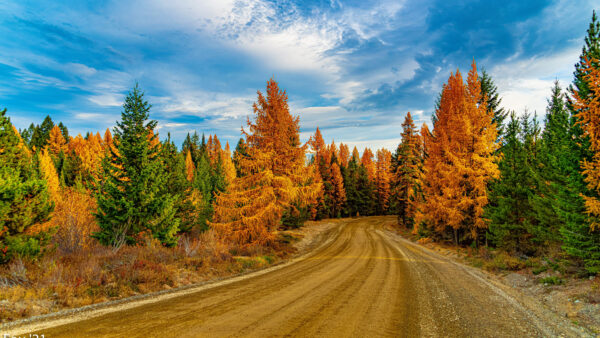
[221,141,237,186]
[209,78,321,247]
[38,148,61,203]
[375,148,392,214]
[47,125,67,155]
[338,143,350,167]
[185,149,195,182]
[419,61,499,244]
[361,147,376,181]
[330,162,346,216]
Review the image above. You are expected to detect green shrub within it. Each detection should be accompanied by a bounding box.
[539,276,564,285]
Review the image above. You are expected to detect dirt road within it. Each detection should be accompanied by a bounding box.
[17,217,588,337]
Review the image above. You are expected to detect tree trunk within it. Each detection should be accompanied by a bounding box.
[453,228,458,246]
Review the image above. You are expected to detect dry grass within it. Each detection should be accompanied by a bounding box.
[0,211,291,323]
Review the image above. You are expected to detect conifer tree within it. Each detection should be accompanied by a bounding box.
[58,122,69,141]
[343,156,361,217]
[32,115,55,151]
[420,61,499,245]
[562,11,600,274]
[338,143,350,168]
[103,128,113,148]
[479,69,506,138]
[361,148,376,181]
[162,136,203,233]
[222,141,237,186]
[487,112,541,253]
[532,81,582,246]
[391,112,424,229]
[571,58,600,273]
[330,162,346,217]
[375,148,392,215]
[233,138,248,177]
[0,108,53,263]
[351,146,360,162]
[185,150,195,182]
[209,79,319,246]
[38,148,61,203]
[94,85,179,247]
[48,125,67,156]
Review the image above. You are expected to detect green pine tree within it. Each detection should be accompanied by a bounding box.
[162,134,203,233]
[0,108,54,263]
[94,84,179,247]
[233,138,248,177]
[391,112,423,228]
[487,112,540,254]
[192,154,213,230]
[479,69,507,139]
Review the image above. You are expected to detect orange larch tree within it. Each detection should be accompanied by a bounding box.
[361,148,376,182]
[419,61,499,245]
[47,125,67,156]
[330,162,346,217]
[38,148,61,203]
[375,148,392,215]
[209,78,321,247]
[338,143,350,167]
[185,149,195,182]
[103,128,113,149]
[221,141,237,186]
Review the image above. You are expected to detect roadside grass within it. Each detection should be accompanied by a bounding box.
[0,228,293,323]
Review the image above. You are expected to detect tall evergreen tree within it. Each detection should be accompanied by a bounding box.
[391,112,424,229]
[533,81,581,247]
[487,112,540,254]
[0,108,53,263]
[94,85,179,247]
[479,69,506,139]
[162,135,203,233]
[561,11,600,274]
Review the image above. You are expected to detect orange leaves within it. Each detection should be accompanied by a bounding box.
[38,148,60,203]
[68,133,104,182]
[185,150,195,182]
[574,57,600,230]
[375,148,392,214]
[419,60,499,242]
[338,143,349,167]
[210,78,319,247]
[221,142,237,186]
[361,148,376,181]
[48,125,67,155]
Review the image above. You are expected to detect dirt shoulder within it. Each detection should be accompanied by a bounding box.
[390,225,600,335]
[0,220,337,335]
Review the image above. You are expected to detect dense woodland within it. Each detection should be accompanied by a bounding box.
[2,12,600,280]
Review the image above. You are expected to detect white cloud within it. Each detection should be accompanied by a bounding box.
[490,47,580,115]
[88,94,123,107]
[75,113,106,120]
[66,63,97,77]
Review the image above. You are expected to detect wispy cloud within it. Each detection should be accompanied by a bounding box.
[0,0,595,151]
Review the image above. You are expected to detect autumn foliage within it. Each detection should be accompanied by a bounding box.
[417,61,499,244]
[210,79,320,248]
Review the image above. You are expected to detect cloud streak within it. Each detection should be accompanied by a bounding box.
[0,0,596,151]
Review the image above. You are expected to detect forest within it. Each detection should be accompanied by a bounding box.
[2,10,600,320]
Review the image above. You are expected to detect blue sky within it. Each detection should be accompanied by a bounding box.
[0,0,596,151]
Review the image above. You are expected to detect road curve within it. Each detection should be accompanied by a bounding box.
[26,217,584,337]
